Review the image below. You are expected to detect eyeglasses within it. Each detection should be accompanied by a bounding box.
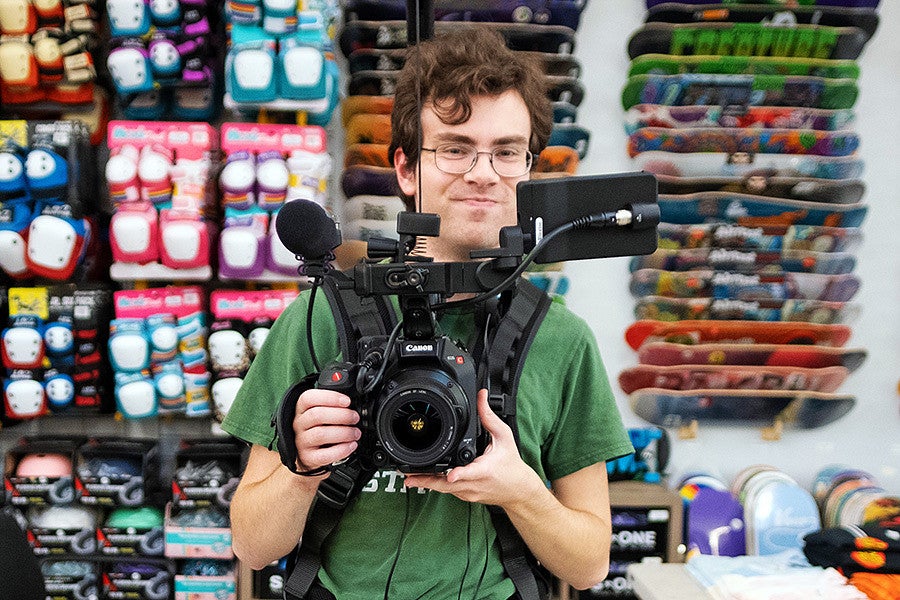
[421,143,533,178]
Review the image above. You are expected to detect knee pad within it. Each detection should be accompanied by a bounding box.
[266,209,301,275]
[0,39,38,88]
[33,34,64,85]
[279,43,325,101]
[255,150,288,211]
[208,321,250,373]
[146,313,179,363]
[0,150,28,202]
[107,46,154,95]
[25,210,89,280]
[44,321,74,358]
[219,150,256,210]
[158,211,210,269]
[106,144,141,204]
[227,41,277,103]
[0,0,36,34]
[2,316,44,369]
[0,201,34,279]
[148,37,181,80]
[115,373,158,419]
[32,0,63,25]
[219,217,268,279]
[105,0,150,36]
[148,0,180,26]
[211,375,243,421]
[25,148,68,202]
[4,377,47,419]
[261,0,296,35]
[45,372,75,410]
[286,149,331,205]
[108,319,150,372]
[154,362,185,411]
[110,203,159,264]
[247,317,272,356]
[138,145,173,205]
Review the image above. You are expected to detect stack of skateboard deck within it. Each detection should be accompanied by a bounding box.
[336,1,595,296]
[619,0,881,436]
[812,465,900,527]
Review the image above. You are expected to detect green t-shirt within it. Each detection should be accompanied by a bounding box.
[222,289,633,600]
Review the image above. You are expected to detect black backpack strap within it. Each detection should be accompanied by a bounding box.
[482,279,553,600]
[282,273,395,600]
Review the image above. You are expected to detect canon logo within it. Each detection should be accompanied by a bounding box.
[405,344,434,352]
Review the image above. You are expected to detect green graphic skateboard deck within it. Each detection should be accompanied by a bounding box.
[619,363,849,394]
[655,223,863,253]
[628,53,860,79]
[625,319,852,349]
[637,341,867,372]
[621,73,858,110]
[630,388,856,430]
[627,22,869,60]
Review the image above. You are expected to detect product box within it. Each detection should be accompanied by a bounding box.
[174,573,238,600]
[4,437,82,505]
[75,437,161,508]
[172,438,247,509]
[22,504,101,556]
[102,557,173,600]
[40,557,102,600]
[164,502,234,559]
[98,506,166,556]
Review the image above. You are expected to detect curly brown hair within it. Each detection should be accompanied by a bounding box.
[388,26,552,172]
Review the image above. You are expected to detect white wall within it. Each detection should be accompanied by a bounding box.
[566,0,900,493]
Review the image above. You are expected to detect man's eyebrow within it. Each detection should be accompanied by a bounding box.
[430,133,530,146]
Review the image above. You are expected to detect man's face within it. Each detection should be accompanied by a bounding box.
[394,90,532,262]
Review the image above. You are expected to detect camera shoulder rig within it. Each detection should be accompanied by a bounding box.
[277,273,552,600]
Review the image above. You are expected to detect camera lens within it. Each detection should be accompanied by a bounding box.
[391,399,442,452]
[376,368,469,469]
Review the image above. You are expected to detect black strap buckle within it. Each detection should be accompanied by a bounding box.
[316,459,370,510]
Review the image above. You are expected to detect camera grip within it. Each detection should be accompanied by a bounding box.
[272,373,318,475]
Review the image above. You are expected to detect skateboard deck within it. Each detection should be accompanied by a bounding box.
[645,3,879,40]
[633,150,864,179]
[744,477,822,555]
[546,75,585,106]
[628,127,859,157]
[630,387,856,430]
[548,123,590,158]
[344,143,391,168]
[624,104,855,133]
[634,295,860,324]
[341,0,588,30]
[535,145,580,174]
[627,22,869,60]
[630,269,862,302]
[637,341,867,372]
[625,319,853,349]
[657,191,867,227]
[654,173,865,203]
[655,223,863,253]
[646,0,881,9]
[621,73,858,111]
[341,164,401,200]
[628,53,861,79]
[552,101,579,123]
[619,363,849,394]
[631,247,858,274]
[345,113,392,145]
[685,487,746,556]
[348,70,399,97]
[339,20,577,58]
[341,95,394,127]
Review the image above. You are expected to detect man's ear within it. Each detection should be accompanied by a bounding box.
[394,147,417,197]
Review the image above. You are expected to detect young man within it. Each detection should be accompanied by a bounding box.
[222,27,633,599]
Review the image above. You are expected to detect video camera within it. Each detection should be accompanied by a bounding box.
[275,172,659,475]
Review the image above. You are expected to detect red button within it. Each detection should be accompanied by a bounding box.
[331,371,343,382]
[456,356,464,365]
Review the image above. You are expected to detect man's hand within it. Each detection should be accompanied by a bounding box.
[293,389,362,474]
[403,389,546,507]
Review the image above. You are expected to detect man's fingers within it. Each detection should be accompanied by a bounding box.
[296,405,360,430]
[300,424,361,448]
[301,441,358,469]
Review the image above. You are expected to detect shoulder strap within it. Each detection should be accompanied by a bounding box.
[482,279,553,600]
[283,275,394,600]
